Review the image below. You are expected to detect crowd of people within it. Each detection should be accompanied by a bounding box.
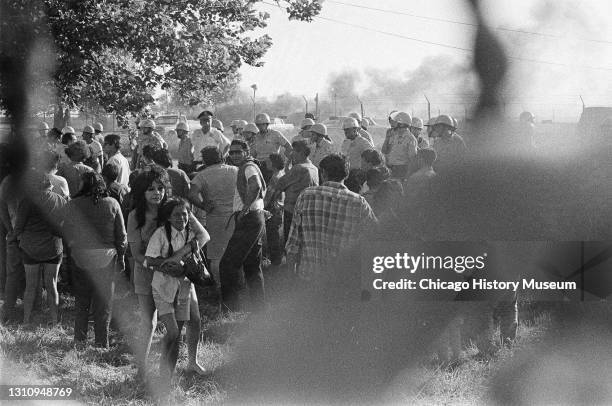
[0,107,471,379]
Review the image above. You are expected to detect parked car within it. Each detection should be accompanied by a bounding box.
[155,114,185,136]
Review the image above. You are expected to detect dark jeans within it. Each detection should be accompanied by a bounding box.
[72,262,115,347]
[219,210,266,312]
[265,208,283,266]
[2,238,25,317]
[58,243,72,293]
[283,209,294,249]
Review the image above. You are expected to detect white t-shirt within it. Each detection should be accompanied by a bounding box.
[48,173,69,199]
[232,165,264,212]
[145,225,191,303]
[107,152,131,187]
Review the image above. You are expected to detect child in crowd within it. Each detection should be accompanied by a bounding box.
[144,198,210,378]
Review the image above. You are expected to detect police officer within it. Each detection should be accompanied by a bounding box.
[253,113,292,182]
[93,122,105,145]
[381,112,417,179]
[309,123,335,167]
[430,114,467,164]
[292,118,315,143]
[175,122,194,173]
[348,112,374,144]
[341,117,374,170]
[191,111,230,164]
[410,117,429,149]
[82,125,104,170]
[136,119,167,170]
[241,123,259,152]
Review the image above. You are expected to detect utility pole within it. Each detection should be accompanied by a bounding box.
[251,84,258,121]
[424,94,431,120]
[331,88,337,117]
[303,96,308,115]
[359,98,364,120]
[579,95,585,113]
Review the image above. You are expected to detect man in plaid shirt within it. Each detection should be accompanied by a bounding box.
[285,154,377,281]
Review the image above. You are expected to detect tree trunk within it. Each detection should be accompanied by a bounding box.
[53,102,64,129]
[64,108,71,127]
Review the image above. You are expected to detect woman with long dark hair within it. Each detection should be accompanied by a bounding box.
[127,167,208,377]
[127,167,169,373]
[63,171,127,347]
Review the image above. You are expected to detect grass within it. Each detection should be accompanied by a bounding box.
[0,292,240,405]
[0,290,553,405]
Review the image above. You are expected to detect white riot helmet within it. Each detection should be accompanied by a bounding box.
[411,117,424,129]
[140,119,156,129]
[176,122,189,132]
[348,112,362,121]
[434,114,455,129]
[300,118,315,129]
[310,123,328,136]
[255,113,271,125]
[93,122,104,132]
[343,117,360,129]
[62,126,75,135]
[243,123,260,134]
[394,112,412,126]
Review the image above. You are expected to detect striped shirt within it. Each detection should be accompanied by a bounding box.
[285,181,377,280]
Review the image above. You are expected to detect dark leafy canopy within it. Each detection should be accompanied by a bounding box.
[0,0,322,116]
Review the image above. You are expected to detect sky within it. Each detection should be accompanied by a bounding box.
[237,0,612,121]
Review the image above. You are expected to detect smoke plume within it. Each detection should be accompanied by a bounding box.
[325,55,477,119]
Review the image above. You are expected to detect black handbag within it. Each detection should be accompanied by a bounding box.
[163,223,215,287]
[182,239,215,287]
